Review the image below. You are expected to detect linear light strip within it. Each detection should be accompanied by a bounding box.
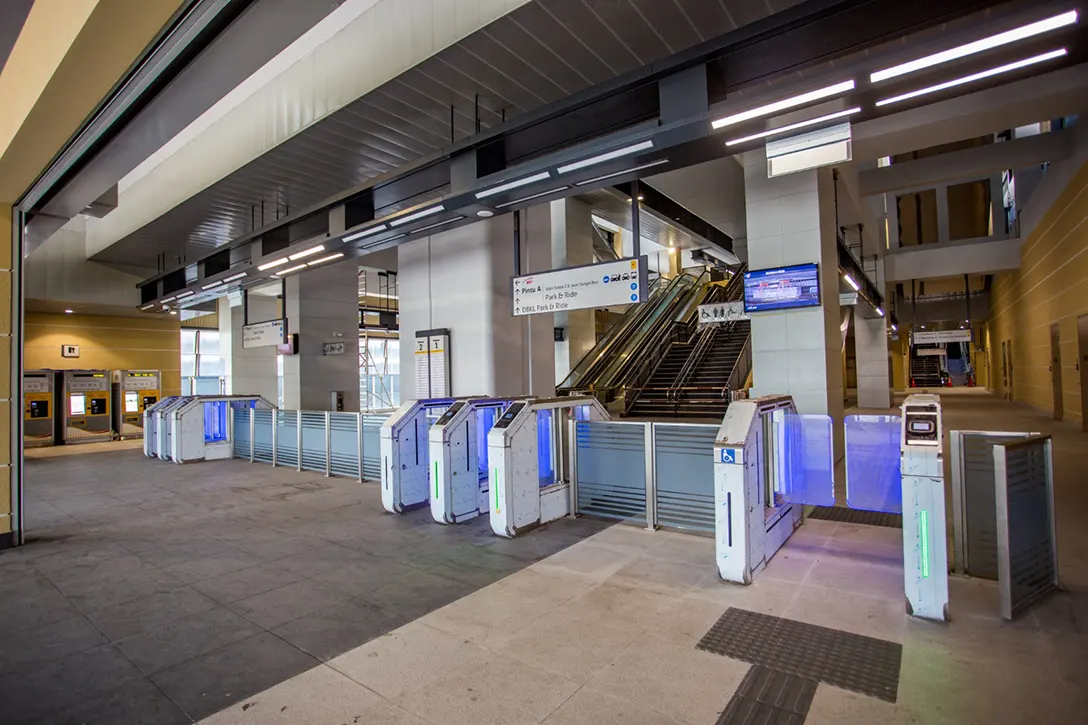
[843,273,860,292]
[288,245,325,261]
[274,263,308,276]
[343,224,387,243]
[875,49,1067,107]
[476,171,552,199]
[223,272,248,283]
[307,253,345,266]
[390,204,445,227]
[725,107,862,146]
[160,296,176,304]
[556,140,655,174]
[495,186,571,209]
[257,256,289,271]
[201,280,223,290]
[574,160,669,187]
[711,80,855,130]
[870,10,1078,83]
[361,232,406,250]
[412,218,463,234]
[175,290,195,299]
[141,304,156,311]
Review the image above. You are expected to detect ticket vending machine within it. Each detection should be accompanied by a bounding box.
[23,370,56,447]
[112,370,162,439]
[488,397,610,538]
[900,393,949,622]
[429,398,512,524]
[380,398,455,514]
[61,370,113,443]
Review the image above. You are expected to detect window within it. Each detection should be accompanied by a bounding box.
[181,329,222,384]
[360,334,400,411]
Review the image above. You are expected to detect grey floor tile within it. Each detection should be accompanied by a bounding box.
[0,613,107,675]
[272,543,374,577]
[436,549,525,588]
[54,677,191,725]
[272,598,407,661]
[230,579,351,629]
[116,605,263,675]
[84,585,218,641]
[46,555,183,612]
[191,561,306,604]
[161,549,265,584]
[360,570,477,621]
[311,557,421,598]
[0,571,83,634]
[150,631,319,721]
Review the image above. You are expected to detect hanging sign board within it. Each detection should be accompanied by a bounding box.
[414,328,451,398]
[511,257,648,317]
[698,301,749,327]
[243,319,287,348]
[912,330,971,345]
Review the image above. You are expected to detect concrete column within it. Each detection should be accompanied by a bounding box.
[282,259,361,411]
[218,295,278,404]
[398,212,554,400]
[743,151,845,445]
[855,315,892,409]
[548,199,596,385]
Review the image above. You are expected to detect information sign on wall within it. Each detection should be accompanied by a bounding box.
[414,328,451,398]
[322,342,346,356]
[698,301,749,327]
[243,319,287,348]
[912,330,972,345]
[511,257,648,317]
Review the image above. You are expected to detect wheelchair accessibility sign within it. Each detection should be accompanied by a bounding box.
[719,448,742,464]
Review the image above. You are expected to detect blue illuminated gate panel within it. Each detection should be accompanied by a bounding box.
[476,407,498,479]
[778,414,835,507]
[537,409,554,487]
[203,401,228,442]
[845,415,903,513]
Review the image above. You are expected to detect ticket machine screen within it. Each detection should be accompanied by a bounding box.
[124,392,140,413]
[29,400,49,418]
[90,398,107,415]
[142,395,157,409]
[70,395,86,416]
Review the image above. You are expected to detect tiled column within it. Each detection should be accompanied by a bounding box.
[1,203,13,547]
[282,258,361,412]
[548,199,596,385]
[855,315,892,409]
[218,295,279,403]
[743,151,845,453]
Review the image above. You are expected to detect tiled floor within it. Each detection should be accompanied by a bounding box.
[186,390,1085,725]
[0,449,609,724]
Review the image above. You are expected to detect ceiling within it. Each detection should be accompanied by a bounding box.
[577,187,715,252]
[93,0,804,269]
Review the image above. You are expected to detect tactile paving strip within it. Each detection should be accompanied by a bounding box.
[807,506,902,529]
[717,666,818,725]
[697,608,902,703]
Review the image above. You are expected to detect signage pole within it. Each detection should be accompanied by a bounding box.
[243,289,249,325]
[631,180,641,258]
[513,210,522,276]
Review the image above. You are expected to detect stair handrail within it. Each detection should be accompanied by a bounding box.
[726,329,753,394]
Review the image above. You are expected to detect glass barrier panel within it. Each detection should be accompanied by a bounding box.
[845,415,903,513]
[276,413,299,467]
[300,412,327,473]
[778,413,835,507]
[654,424,718,532]
[476,407,499,480]
[575,421,646,524]
[329,413,360,478]
[253,410,274,463]
[361,413,387,480]
[232,408,251,457]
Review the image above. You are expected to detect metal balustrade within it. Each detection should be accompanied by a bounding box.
[232,408,391,480]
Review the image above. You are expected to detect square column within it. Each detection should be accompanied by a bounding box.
[547,199,596,384]
[856,315,892,408]
[743,151,845,431]
[218,295,278,403]
[282,259,361,412]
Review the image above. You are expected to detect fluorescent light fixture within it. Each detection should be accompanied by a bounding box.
[141,304,156,311]
[176,290,195,299]
[64,309,73,314]
[390,204,445,227]
[476,171,552,199]
[875,49,1067,107]
[711,80,855,130]
[870,10,1078,83]
[343,224,387,243]
[556,140,655,174]
[288,245,325,261]
[412,218,463,234]
[843,273,860,291]
[892,324,898,332]
[223,272,248,283]
[274,263,308,276]
[307,253,345,266]
[876,307,885,317]
[575,159,669,187]
[160,296,176,304]
[496,187,570,209]
[258,256,290,271]
[201,280,224,290]
[169,310,177,315]
[725,108,861,146]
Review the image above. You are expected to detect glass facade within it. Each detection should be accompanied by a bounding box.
[360,334,400,411]
[181,329,221,380]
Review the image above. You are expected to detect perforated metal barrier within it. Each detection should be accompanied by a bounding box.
[232,408,390,480]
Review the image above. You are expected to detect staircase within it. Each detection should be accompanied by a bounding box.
[910,356,943,387]
[623,342,694,417]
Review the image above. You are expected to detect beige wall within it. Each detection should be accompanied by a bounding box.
[1,204,12,536]
[987,160,1088,424]
[24,313,181,397]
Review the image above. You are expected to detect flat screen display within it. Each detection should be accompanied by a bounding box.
[69,394,86,416]
[124,392,140,413]
[743,263,821,313]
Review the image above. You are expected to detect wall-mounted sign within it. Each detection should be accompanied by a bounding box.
[61,345,80,358]
[698,301,749,327]
[243,319,287,348]
[511,256,648,317]
[415,328,451,398]
[322,342,346,356]
[912,330,972,345]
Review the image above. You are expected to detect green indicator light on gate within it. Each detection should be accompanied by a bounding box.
[919,509,930,579]
[493,469,499,510]
[434,462,439,498]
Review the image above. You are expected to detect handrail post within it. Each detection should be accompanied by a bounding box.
[644,422,657,531]
[271,410,278,468]
[568,418,579,517]
[249,408,255,463]
[325,411,332,477]
[297,410,303,472]
[357,412,364,482]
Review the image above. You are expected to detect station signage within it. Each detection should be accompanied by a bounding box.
[912,329,971,345]
[698,301,749,327]
[511,256,648,317]
[243,318,287,348]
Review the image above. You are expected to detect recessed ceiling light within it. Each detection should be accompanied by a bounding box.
[258,257,290,271]
[223,272,248,283]
[141,304,156,311]
[870,10,1078,83]
[175,290,195,299]
[288,245,325,261]
[495,187,570,209]
[64,309,73,314]
[875,49,1067,107]
[476,172,552,199]
[711,80,855,130]
[201,280,223,290]
[477,210,495,218]
[307,253,345,266]
[390,205,445,227]
[160,296,176,304]
[843,273,860,291]
[169,310,178,315]
[725,107,862,146]
[343,224,387,243]
[273,263,308,276]
[575,159,670,186]
[556,140,655,174]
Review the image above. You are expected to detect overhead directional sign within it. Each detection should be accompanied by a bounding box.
[912,329,971,345]
[243,319,287,348]
[512,256,648,317]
